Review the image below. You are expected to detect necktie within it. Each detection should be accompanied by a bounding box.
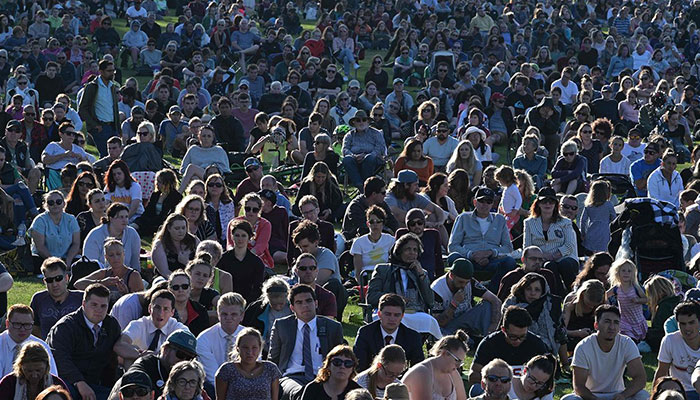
[12,344,21,362]
[92,324,101,346]
[148,329,162,351]
[302,323,314,381]
[225,334,234,361]
[385,335,392,346]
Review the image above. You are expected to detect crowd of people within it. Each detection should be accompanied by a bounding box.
[3,0,700,399]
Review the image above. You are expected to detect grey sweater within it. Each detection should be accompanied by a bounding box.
[179,145,231,174]
[448,212,513,258]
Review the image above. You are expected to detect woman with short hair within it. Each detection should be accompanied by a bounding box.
[300,345,362,400]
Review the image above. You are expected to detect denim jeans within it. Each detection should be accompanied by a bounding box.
[342,154,382,189]
[477,256,517,293]
[336,47,354,76]
[92,124,118,157]
[5,182,37,226]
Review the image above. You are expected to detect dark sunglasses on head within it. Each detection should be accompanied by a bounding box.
[331,358,355,368]
[44,274,64,283]
[47,198,63,206]
[486,375,512,384]
[121,387,150,397]
[245,206,260,213]
[170,283,190,291]
[207,182,223,188]
[298,265,317,271]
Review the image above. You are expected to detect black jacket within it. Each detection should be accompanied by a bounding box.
[210,114,245,152]
[46,308,121,386]
[134,190,183,236]
[353,320,424,371]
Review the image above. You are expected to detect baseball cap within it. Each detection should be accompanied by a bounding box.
[602,85,612,93]
[348,79,360,88]
[121,369,152,391]
[450,258,474,280]
[490,92,505,101]
[475,186,495,201]
[393,77,404,85]
[168,105,182,114]
[165,329,197,354]
[646,142,661,153]
[537,187,557,201]
[238,79,250,89]
[6,120,21,130]
[394,170,418,184]
[405,208,425,225]
[244,157,261,170]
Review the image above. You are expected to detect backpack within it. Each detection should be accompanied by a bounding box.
[68,256,100,290]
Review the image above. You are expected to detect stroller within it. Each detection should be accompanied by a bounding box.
[589,173,637,203]
[608,198,685,280]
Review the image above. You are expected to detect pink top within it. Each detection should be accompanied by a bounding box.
[618,101,639,123]
[614,284,648,341]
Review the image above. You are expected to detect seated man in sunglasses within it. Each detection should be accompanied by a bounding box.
[448,186,516,293]
[29,258,83,340]
[107,330,199,400]
[468,306,548,397]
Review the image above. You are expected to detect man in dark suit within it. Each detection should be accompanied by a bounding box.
[269,284,344,400]
[353,293,424,371]
[47,283,129,400]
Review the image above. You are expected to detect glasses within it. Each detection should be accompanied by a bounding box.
[103,21,112,25]
[505,332,527,341]
[44,274,64,283]
[207,182,223,188]
[18,81,28,85]
[445,350,464,367]
[408,220,424,227]
[10,322,33,330]
[63,130,76,136]
[644,150,657,155]
[170,284,190,291]
[330,358,355,368]
[327,69,336,73]
[563,152,575,156]
[121,387,150,398]
[382,365,404,379]
[374,113,384,117]
[47,198,63,206]
[374,60,382,64]
[301,207,317,216]
[175,378,198,388]
[486,375,512,384]
[78,181,94,188]
[298,265,317,271]
[245,206,260,213]
[561,204,578,211]
[525,372,546,387]
[137,130,150,136]
[368,218,384,224]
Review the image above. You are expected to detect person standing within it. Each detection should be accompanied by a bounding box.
[78,60,120,157]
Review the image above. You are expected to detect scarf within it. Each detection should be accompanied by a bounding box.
[14,374,53,400]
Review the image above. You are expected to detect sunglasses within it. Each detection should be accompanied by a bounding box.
[207,182,223,188]
[330,358,355,368]
[355,118,368,122]
[408,220,424,227]
[47,198,63,206]
[10,321,33,330]
[18,81,28,85]
[78,181,94,188]
[486,375,512,384]
[644,150,657,155]
[170,283,190,291]
[561,204,578,211]
[245,206,260,213]
[298,265,317,271]
[44,274,64,283]
[121,387,150,397]
[563,152,575,156]
[327,70,336,73]
[137,130,150,136]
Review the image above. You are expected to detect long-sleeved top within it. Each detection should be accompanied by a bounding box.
[123,29,148,49]
[580,201,617,253]
[83,224,142,270]
[513,154,548,186]
[342,127,387,158]
[607,56,634,79]
[523,216,578,261]
[647,168,683,208]
[367,262,434,310]
[179,145,231,174]
[0,331,58,377]
[551,155,586,184]
[196,323,244,384]
[341,195,399,240]
[217,248,265,304]
[46,308,122,386]
[447,212,514,258]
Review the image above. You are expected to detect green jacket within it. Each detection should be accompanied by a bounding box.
[648,294,682,350]
[78,77,121,134]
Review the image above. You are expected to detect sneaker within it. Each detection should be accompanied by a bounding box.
[343,76,349,82]
[354,62,361,69]
[12,236,25,246]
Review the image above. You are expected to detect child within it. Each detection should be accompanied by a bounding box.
[606,259,648,343]
[495,165,522,233]
[599,135,632,174]
[580,180,616,253]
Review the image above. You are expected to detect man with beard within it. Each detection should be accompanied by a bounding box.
[497,246,564,300]
[423,120,458,171]
[342,110,387,190]
[385,170,446,229]
[563,305,648,400]
[469,359,513,400]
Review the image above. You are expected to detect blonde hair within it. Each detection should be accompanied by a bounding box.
[584,180,611,207]
[607,258,642,292]
[574,279,605,317]
[13,342,50,379]
[644,275,676,317]
[447,140,478,174]
[515,169,535,201]
[232,327,263,361]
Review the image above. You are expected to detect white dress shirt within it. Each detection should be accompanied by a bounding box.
[123,316,189,351]
[285,317,323,376]
[196,324,244,383]
[0,331,58,377]
[380,326,398,345]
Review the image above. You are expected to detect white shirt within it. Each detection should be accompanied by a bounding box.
[599,154,632,175]
[551,79,579,105]
[423,136,458,167]
[659,331,700,391]
[622,143,646,163]
[0,331,58,377]
[123,316,189,351]
[197,323,244,383]
[571,334,641,394]
[380,326,398,345]
[647,167,683,208]
[286,318,323,376]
